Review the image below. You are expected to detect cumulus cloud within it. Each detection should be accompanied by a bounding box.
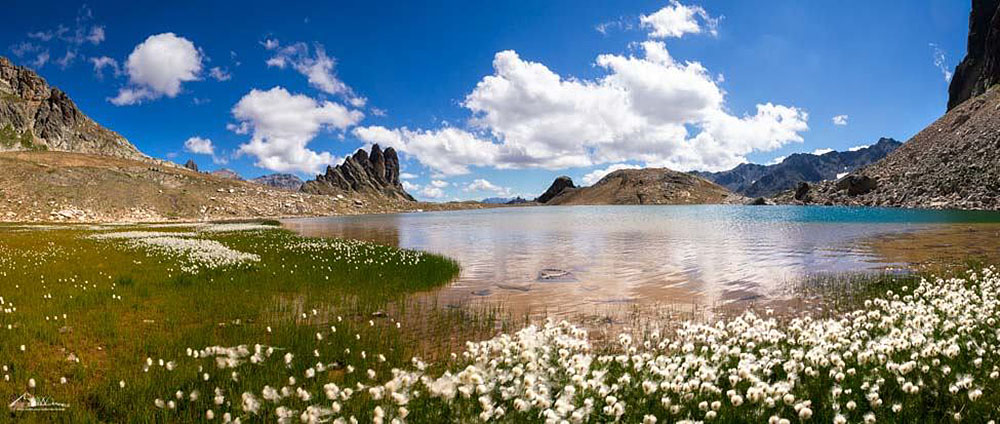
[264,39,365,106]
[463,178,512,196]
[357,38,807,175]
[110,33,203,105]
[811,148,834,155]
[582,163,642,185]
[847,144,869,152]
[831,114,848,126]
[640,1,719,39]
[184,136,215,155]
[230,86,364,174]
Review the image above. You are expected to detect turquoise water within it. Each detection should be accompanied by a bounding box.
[284,206,1000,314]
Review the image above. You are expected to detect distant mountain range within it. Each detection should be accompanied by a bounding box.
[692,138,902,197]
[251,173,304,191]
[481,197,528,204]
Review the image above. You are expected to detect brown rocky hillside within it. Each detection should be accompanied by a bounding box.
[544,168,742,206]
[0,151,481,222]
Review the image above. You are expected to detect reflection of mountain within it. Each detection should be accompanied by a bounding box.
[282,216,401,248]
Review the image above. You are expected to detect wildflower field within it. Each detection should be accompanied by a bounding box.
[1,223,999,423]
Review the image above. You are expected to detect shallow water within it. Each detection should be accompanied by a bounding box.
[283,205,1000,315]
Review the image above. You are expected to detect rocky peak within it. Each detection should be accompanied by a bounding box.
[948,0,1000,110]
[251,173,304,191]
[535,176,576,204]
[184,159,199,172]
[0,56,145,159]
[301,144,414,201]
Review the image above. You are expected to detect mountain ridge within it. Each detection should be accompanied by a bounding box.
[539,168,741,206]
[0,56,146,160]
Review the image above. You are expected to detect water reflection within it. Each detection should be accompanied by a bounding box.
[283,205,1000,316]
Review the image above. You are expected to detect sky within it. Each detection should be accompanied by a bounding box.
[2,1,970,201]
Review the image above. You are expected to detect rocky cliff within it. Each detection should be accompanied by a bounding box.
[301,144,415,201]
[541,168,740,206]
[0,56,145,159]
[694,138,901,197]
[948,0,1000,110]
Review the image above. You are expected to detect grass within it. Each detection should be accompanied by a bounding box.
[1,222,998,423]
[0,223,493,422]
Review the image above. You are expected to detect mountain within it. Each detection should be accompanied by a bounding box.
[693,138,902,197]
[210,169,243,180]
[535,176,576,203]
[481,197,513,204]
[540,168,740,205]
[0,57,145,160]
[791,1,1000,210]
[252,173,304,191]
[301,144,415,201]
[948,0,1000,110]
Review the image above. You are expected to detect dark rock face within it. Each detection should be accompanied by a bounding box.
[301,144,414,201]
[184,159,199,172]
[748,197,768,205]
[694,138,902,197]
[251,173,304,191]
[0,56,145,159]
[793,182,811,201]
[535,176,576,204]
[948,0,1000,110]
[835,175,878,196]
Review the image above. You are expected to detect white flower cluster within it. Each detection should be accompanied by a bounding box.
[89,231,199,240]
[290,239,427,267]
[199,223,277,233]
[127,237,260,273]
[150,267,1000,423]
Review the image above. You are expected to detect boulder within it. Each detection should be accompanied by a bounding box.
[793,182,811,201]
[835,175,878,196]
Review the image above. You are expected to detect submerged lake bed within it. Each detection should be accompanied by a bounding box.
[284,205,1000,315]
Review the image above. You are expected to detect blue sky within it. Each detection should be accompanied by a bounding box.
[3,1,969,200]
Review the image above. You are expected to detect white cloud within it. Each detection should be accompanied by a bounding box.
[847,145,868,152]
[930,43,953,82]
[831,114,848,126]
[420,186,446,199]
[360,6,804,175]
[401,181,420,192]
[582,163,642,185]
[353,126,501,176]
[89,56,119,77]
[230,86,364,174]
[640,1,719,39]
[811,148,834,155]
[209,66,232,81]
[429,179,449,188]
[463,178,512,196]
[264,39,365,106]
[399,172,417,180]
[111,33,203,105]
[768,155,787,165]
[184,136,215,155]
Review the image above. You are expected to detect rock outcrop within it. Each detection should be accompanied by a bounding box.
[184,159,199,172]
[535,176,576,203]
[0,56,145,159]
[693,138,902,197]
[301,144,414,201]
[251,173,304,191]
[542,168,740,206]
[948,0,1000,110]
